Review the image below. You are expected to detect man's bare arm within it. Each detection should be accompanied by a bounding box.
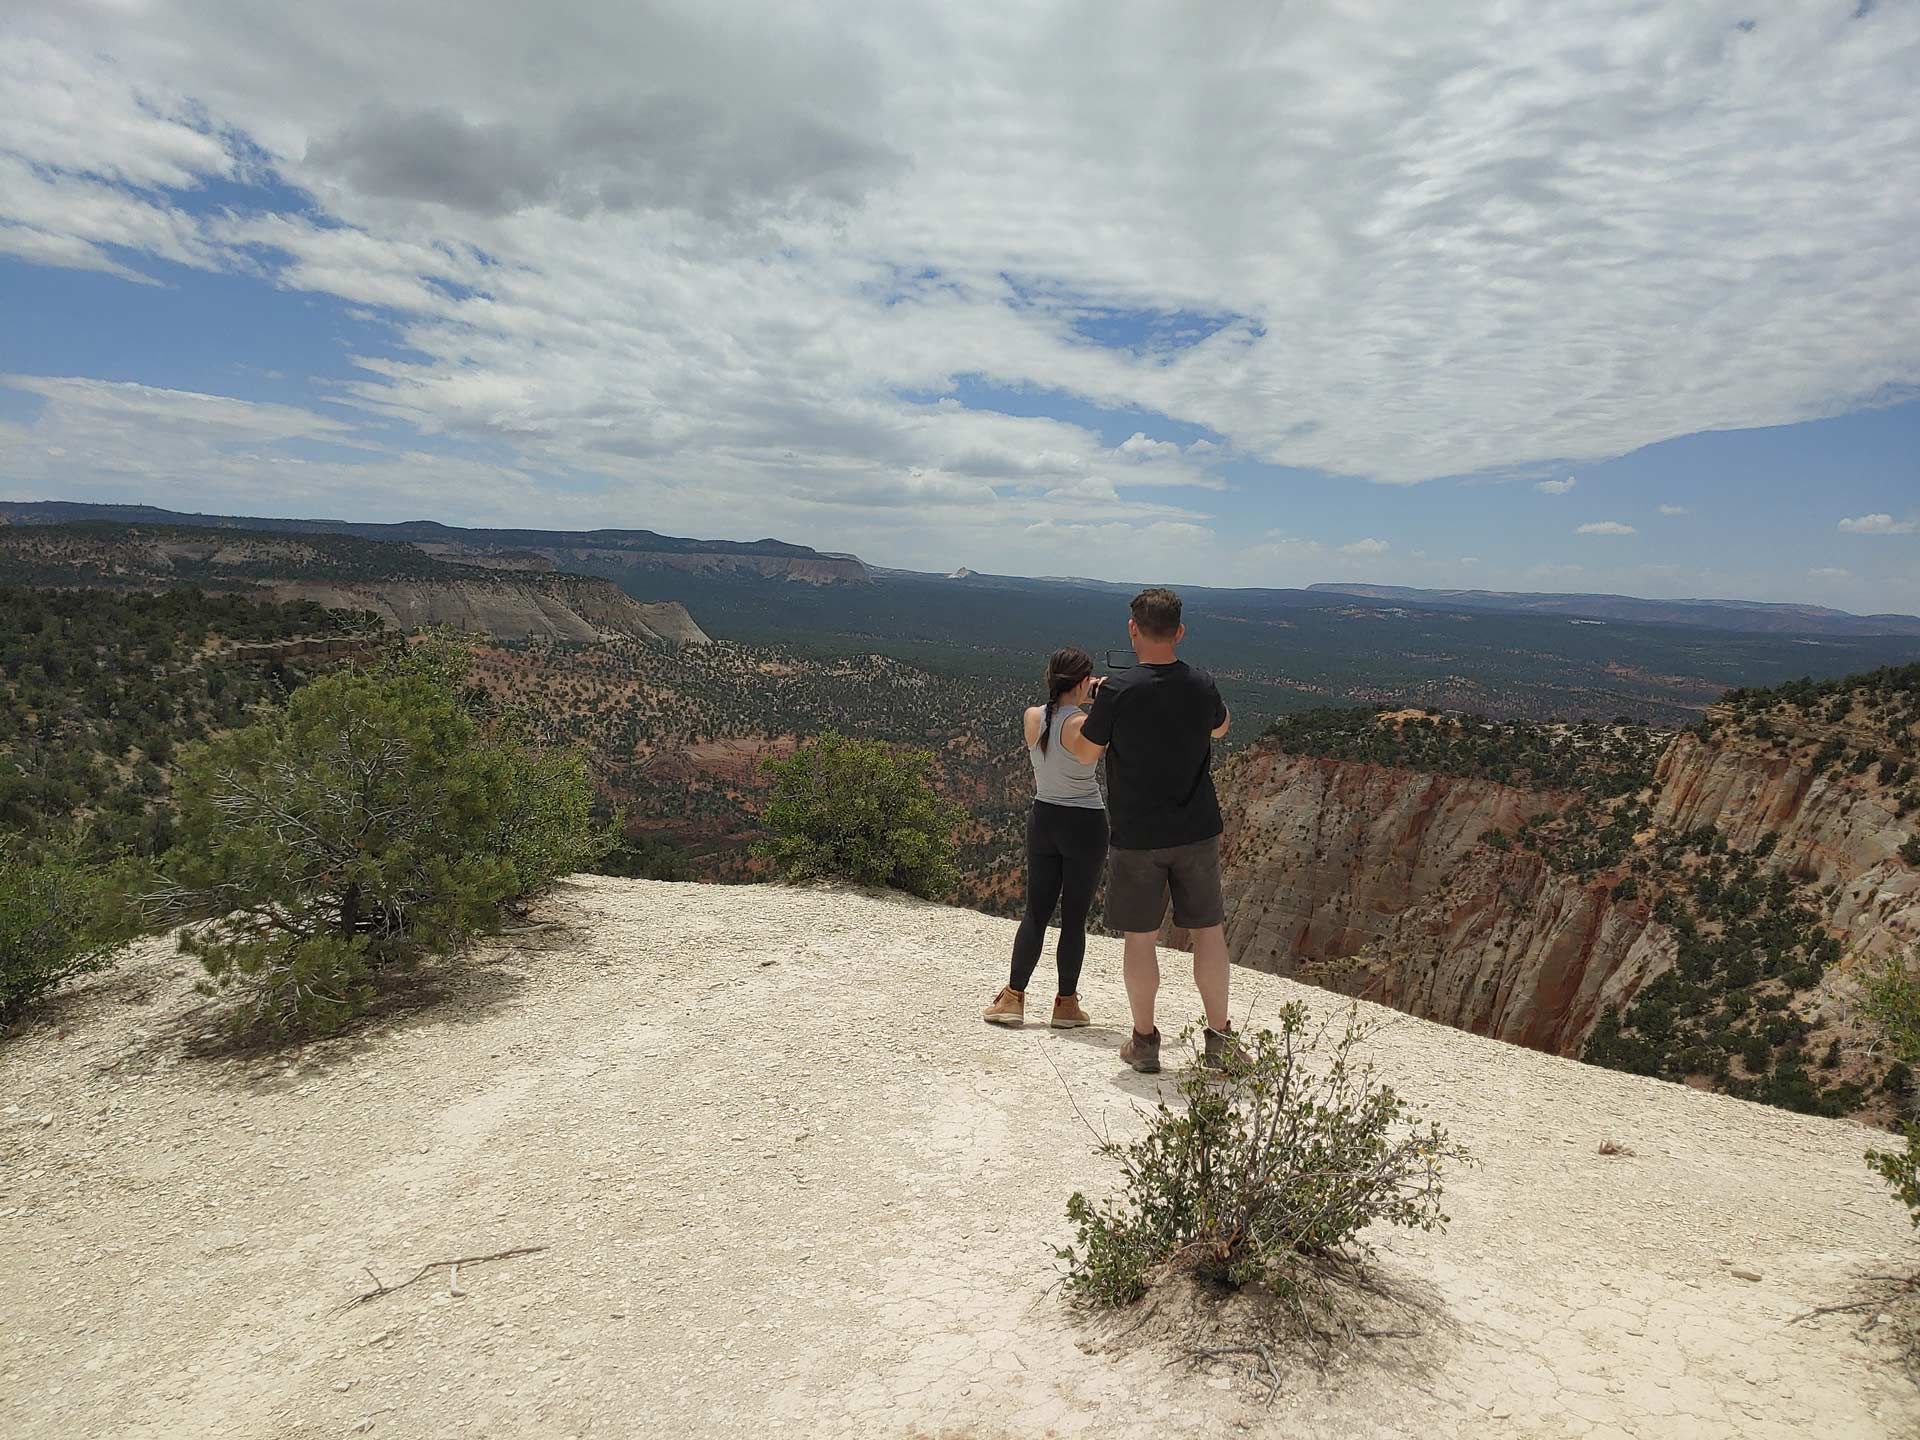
[1211,707,1231,740]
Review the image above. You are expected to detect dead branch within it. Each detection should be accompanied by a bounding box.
[1033,1031,1105,1145]
[336,1246,547,1311]
[1178,1343,1284,1405]
[1788,1297,1884,1325]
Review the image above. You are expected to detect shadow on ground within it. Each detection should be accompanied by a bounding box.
[49,911,585,1092]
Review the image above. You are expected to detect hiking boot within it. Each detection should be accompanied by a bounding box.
[1120,1028,1161,1074]
[1203,1024,1247,1072]
[1050,994,1091,1029]
[982,986,1025,1027]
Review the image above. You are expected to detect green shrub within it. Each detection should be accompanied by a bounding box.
[596,834,692,881]
[1901,836,1920,867]
[756,733,963,899]
[144,640,606,1038]
[1868,1128,1920,1229]
[0,842,121,1025]
[1058,1003,1468,1311]
[1864,953,1920,1228]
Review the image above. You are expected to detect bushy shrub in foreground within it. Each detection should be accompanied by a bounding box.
[1060,1003,1469,1310]
[0,841,121,1025]
[145,640,606,1038]
[1865,951,1920,1229]
[757,733,963,899]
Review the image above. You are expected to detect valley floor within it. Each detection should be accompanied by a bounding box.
[2,877,1916,1438]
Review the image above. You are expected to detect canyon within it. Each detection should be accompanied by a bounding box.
[1210,697,1920,1103]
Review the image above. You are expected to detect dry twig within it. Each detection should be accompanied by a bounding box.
[1177,1343,1285,1405]
[337,1246,547,1311]
[1032,1032,1105,1145]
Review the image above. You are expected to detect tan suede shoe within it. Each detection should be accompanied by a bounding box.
[982,986,1025,1027]
[1050,994,1091,1029]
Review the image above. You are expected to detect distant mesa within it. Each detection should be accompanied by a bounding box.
[947,566,976,580]
[1309,582,1920,638]
[0,516,712,648]
[0,501,873,588]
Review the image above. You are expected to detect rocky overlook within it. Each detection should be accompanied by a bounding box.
[2,879,1915,1437]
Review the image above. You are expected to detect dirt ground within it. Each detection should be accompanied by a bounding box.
[3,875,1916,1438]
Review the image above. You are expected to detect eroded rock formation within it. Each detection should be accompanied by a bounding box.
[1214,723,1919,1061]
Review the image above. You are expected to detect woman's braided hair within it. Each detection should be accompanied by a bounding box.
[1038,646,1094,755]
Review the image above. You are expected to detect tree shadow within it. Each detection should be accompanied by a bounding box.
[77,917,580,1091]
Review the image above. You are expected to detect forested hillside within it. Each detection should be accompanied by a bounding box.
[0,587,374,859]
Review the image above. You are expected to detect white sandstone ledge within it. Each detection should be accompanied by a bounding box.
[1,875,1915,1438]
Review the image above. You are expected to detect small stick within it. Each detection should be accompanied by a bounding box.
[1180,1343,1284,1405]
[337,1246,546,1311]
[1033,1033,1103,1145]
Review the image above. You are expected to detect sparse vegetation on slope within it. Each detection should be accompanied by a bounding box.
[460,636,1035,908]
[1582,826,1855,1115]
[1261,706,1664,797]
[0,585,372,861]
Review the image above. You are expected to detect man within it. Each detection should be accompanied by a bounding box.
[1063,586,1236,1074]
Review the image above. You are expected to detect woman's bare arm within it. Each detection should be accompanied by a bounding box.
[1023,705,1045,748]
[1059,710,1105,764]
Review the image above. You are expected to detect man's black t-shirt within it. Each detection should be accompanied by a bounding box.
[1080,660,1227,850]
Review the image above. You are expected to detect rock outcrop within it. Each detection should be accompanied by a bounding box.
[1215,719,1920,1060]
[1652,728,1920,967]
[263,578,710,646]
[1212,749,1671,1053]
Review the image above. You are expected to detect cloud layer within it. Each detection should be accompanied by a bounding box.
[2,1,1918,593]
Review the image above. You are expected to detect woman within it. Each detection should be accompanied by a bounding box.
[983,646,1109,1029]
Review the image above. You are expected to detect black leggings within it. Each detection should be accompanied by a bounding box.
[1009,801,1110,996]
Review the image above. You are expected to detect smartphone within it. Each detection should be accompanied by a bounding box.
[1104,649,1139,670]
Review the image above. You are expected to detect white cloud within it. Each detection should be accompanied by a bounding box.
[3,0,1920,576]
[1657,504,1691,516]
[1043,477,1122,504]
[1116,432,1182,462]
[1808,566,1851,580]
[1576,521,1637,536]
[1,375,354,440]
[1535,476,1577,495]
[1837,513,1917,535]
[1338,537,1391,557]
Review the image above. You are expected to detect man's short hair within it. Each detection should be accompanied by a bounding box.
[1130,586,1183,640]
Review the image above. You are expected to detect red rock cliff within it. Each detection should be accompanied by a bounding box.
[1213,748,1669,1054]
[1213,725,1919,1059]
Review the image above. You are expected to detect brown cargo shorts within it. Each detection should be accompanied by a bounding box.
[1105,835,1225,934]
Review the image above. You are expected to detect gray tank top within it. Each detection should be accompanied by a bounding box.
[1030,704,1104,809]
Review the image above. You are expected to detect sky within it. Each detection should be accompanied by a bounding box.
[1,1,1917,610]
